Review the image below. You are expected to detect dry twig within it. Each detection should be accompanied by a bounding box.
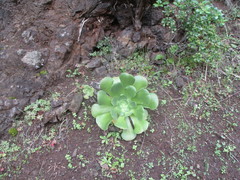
[78,18,89,42]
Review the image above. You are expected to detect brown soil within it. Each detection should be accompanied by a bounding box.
[0,0,240,180]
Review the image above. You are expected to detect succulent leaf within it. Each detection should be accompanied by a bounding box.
[121,118,136,141]
[133,106,148,121]
[120,73,135,87]
[96,113,113,131]
[100,77,113,94]
[123,85,137,98]
[110,82,124,97]
[131,116,149,134]
[110,108,118,120]
[97,90,112,106]
[132,89,150,106]
[91,104,112,118]
[133,75,148,91]
[114,116,128,129]
[146,93,159,110]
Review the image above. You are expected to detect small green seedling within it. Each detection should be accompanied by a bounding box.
[155,54,165,60]
[82,85,94,99]
[91,73,159,141]
[8,128,18,137]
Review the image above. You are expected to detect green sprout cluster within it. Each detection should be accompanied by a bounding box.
[91,73,159,141]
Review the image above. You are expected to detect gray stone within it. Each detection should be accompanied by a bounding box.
[9,107,18,118]
[56,25,76,40]
[86,59,101,69]
[30,90,44,103]
[72,148,78,157]
[0,99,4,106]
[94,66,107,75]
[175,76,185,88]
[35,0,52,6]
[137,40,148,49]
[0,99,19,111]
[12,99,19,105]
[0,73,7,84]
[117,28,133,47]
[68,93,83,114]
[67,0,99,16]
[43,103,69,124]
[40,48,50,58]
[51,100,63,108]
[31,169,38,176]
[64,41,73,49]
[21,27,37,44]
[54,103,69,117]
[54,44,68,54]
[90,82,100,90]
[114,4,132,29]
[163,31,177,43]
[21,51,43,69]
[82,59,90,65]
[3,100,13,110]
[0,46,8,59]
[187,101,198,108]
[18,98,29,109]
[117,43,137,58]
[17,49,26,56]
[142,7,164,26]
[91,2,111,16]
[0,114,13,137]
[132,31,141,43]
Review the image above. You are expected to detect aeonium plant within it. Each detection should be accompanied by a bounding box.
[91,73,159,141]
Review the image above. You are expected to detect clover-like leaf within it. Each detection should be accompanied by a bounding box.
[100,77,113,94]
[97,90,112,106]
[96,113,113,131]
[120,73,135,87]
[91,104,112,118]
[133,75,148,91]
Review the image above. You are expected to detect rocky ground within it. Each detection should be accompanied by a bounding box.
[0,0,173,136]
[0,0,239,179]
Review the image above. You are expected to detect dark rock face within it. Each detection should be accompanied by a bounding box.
[114,4,133,29]
[142,7,164,26]
[0,97,28,137]
[0,1,13,39]
[67,0,99,15]
[0,0,171,137]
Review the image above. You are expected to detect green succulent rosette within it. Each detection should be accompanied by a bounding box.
[91,73,159,141]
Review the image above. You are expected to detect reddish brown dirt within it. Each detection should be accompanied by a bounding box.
[0,0,240,180]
